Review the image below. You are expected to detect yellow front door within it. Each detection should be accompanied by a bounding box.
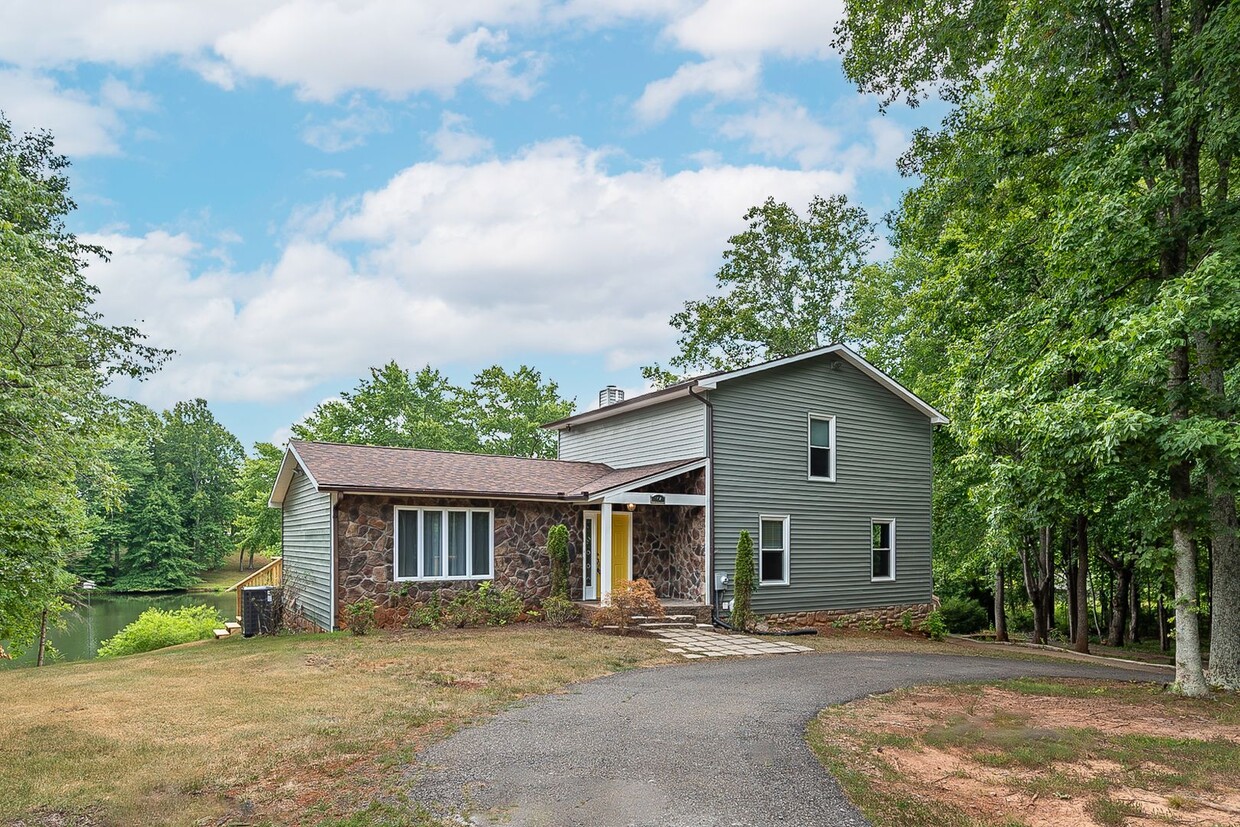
[593,512,632,589]
[610,513,631,585]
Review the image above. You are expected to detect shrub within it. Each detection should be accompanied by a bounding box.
[540,594,580,626]
[343,598,376,636]
[919,610,948,641]
[546,524,569,599]
[407,593,444,630]
[938,596,989,634]
[900,610,915,632]
[590,579,663,633]
[477,581,523,626]
[731,529,755,631]
[97,605,223,657]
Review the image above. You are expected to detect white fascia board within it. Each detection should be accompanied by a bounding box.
[589,459,707,500]
[267,443,320,508]
[601,492,707,506]
[696,344,949,425]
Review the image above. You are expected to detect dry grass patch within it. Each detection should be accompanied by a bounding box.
[809,678,1240,827]
[3,626,673,826]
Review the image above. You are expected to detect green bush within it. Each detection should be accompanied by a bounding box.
[547,524,569,599]
[1008,604,1035,634]
[732,530,755,631]
[343,598,376,636]
[919,610,948,641]
[540,594,580,626]
[477,582,523,626]
[900,610,915,632]
[97,605,223,657]
[407,593,443,630]
[938,596,989,634]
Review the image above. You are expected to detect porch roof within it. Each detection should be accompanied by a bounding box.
[269,439,704,505]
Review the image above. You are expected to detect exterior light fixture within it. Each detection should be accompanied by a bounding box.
[626,502,636,512]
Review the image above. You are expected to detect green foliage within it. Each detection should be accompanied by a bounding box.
[475,582,523,626]
[0,119,164,655]
[900,611,915,632]
[426,583,524,629]
[938,596,989,635]
[407,592,444,630]
[97,604,223,657]
[232,441,283,567]
[344,598,376,636]
[540,594,580,626]
[731,530,755,632]
[294,362,573,459]
[919,611,948,641]
[546,524,569,598]
[647,195,875,377]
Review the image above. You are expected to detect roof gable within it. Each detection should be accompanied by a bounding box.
[543,345,947,430]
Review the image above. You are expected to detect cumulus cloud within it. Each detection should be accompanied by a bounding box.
[88,139,852,407]
[636,0,846,122]
[427,111,494,162]
[633,57,759,123]
[719,95,840,169]
[0,69,143,156]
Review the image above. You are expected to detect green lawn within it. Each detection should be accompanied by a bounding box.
[3,625,674,826]
[187,553,275,592]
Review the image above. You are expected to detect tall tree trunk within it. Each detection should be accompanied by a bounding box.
[1158,589,1170,653]
[1074,514,1091,652]
[1127,568,1141,644]
[1107,565,1131,648]
[1065,529,1079,644]
[36,607,48,667]
[1198,334,1240,689]
[1168,344,1209,696]
[1019,531,1052,645]
[994,561,1008,642]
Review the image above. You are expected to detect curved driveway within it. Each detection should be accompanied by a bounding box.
[404,652,1167,826]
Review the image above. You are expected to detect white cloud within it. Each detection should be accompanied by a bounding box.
[0,69,129,156]
[636,0,846,122]
[88,139,852,407]
[719,95,839,169]
[633,57,759,123]
[427,111,494,162]
[665,0,843,59]
[300,97,392,153]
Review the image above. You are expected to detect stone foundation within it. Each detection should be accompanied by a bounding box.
[762,602,935,630]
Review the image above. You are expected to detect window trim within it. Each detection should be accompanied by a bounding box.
[392,505,495,582]
[757,514,791,587]
[870,518,896,582]
[807,413,836,482]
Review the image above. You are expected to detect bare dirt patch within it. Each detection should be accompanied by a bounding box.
[809,678,1240,827]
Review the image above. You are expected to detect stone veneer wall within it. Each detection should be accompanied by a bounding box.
[335,495,584,627]
[762,601,935,630]
[630,467,707,602]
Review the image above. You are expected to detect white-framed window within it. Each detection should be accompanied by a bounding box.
[758,515,790,586]
[871,519,895,582]
[394,506,494,581]
[808,414,836,481]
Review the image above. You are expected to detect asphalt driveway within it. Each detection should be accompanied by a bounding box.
[404,651,1168,826]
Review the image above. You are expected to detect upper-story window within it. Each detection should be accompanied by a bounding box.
[871,519,895,581]
[394,506,494,581]
[808,414,836,481]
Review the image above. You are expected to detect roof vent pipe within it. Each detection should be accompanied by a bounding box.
[598,385,625,407]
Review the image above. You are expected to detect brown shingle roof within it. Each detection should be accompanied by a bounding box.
[288,440,701,500]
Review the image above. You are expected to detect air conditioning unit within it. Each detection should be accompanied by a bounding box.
[242,586,276,637]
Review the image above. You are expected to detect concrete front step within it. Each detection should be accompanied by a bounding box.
[638,621,695,630]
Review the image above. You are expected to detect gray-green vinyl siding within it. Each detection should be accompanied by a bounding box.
[711,355,933,614]
[558,396,706,466]
[281,470,333,630]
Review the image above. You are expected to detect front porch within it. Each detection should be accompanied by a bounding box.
[568,463,709,606]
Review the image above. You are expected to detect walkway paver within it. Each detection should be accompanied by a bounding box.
[404,652,1168,827]
[649,626,813,658]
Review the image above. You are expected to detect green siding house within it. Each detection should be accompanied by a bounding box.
[269,345,946,630]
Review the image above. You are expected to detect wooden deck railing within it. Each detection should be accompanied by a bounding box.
[229,557,282,620]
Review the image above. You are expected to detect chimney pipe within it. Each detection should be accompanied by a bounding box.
[598,385,625,407]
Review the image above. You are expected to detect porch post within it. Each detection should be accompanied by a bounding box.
[600,502,613,604]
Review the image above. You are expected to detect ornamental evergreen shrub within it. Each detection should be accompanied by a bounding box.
[540,594,580,626]
[97,604,223,657]
[547,524,569,598]
[938,596,989,634]
[731,530,755,632]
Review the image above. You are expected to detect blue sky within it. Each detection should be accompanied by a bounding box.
[1,1,937,451]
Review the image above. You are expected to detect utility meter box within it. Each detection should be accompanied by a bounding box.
[714,571,730,593]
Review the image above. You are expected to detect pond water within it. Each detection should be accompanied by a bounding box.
[3,591,237,669]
